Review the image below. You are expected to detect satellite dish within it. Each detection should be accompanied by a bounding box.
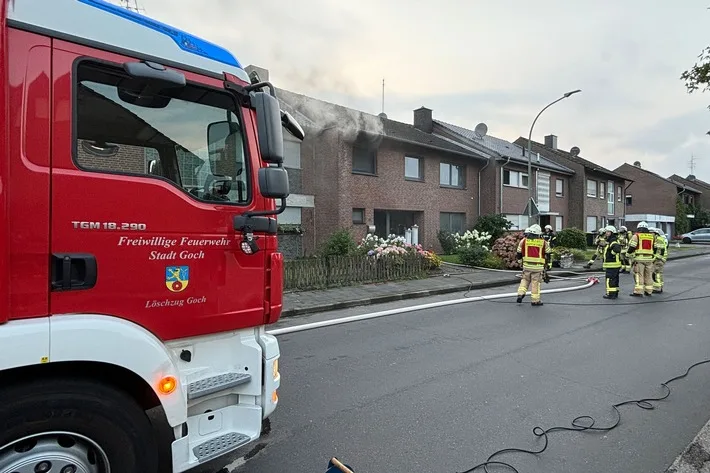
[633,161,641,167]
[474,123,488,138]
[378,112,388,119]
[570,146,580,156]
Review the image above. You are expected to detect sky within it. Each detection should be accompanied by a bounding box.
[118,0,710,181]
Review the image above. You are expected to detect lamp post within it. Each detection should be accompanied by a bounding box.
[527,89,582,226]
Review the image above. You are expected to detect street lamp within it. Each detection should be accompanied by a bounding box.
[527,89,581,225]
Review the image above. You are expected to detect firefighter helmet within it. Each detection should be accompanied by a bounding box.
[605,225,617,233]
[637,221,649,229]
[528,224,542,235]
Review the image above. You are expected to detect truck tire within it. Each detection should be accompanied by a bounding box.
[0,377,160,473]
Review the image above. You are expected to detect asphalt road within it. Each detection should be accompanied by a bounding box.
[233,255,710,473]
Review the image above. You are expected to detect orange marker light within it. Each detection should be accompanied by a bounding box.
[158,376,178,395]
[272,390,278,404]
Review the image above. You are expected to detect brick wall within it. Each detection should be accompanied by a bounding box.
[302,128,481,252]
[76,139,147,173]
[616,164,676,217]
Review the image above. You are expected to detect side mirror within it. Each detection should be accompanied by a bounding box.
[281,110,305,141]
[258,167,289,199]
[207,120,240,148]
[251,91,284,164]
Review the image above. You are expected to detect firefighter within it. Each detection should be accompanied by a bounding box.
[601,225,622,299]
[626,221,656,296]
[650,227,668,293]
[543,224,557,247]
[618,225,630,273]
[585,227,608,268]
[516,224,551,307]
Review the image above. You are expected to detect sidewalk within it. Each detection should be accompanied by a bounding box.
[665,416,710,472]
[281,245,710,318]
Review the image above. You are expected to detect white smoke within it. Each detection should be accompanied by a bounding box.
[276,89,384,143]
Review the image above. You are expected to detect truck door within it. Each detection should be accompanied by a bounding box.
[49,41,267,341]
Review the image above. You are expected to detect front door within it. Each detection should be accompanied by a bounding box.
[49,41,266,341]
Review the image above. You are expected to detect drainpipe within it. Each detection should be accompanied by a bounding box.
[478,157,491,218]
[499,156,511,214]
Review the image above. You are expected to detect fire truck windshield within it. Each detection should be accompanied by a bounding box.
[74,60,251,205]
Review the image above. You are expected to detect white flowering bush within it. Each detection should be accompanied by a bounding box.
[453,229,492,252]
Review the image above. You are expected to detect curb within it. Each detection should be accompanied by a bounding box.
[280,251,709,319]
[664,415,710,472]
[281,277,520,318]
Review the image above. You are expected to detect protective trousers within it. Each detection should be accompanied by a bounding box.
[653,259,665,292]
[605,268,620,297]
[633,260,654,295]
[518,269,542,303]
[620,251,630,272]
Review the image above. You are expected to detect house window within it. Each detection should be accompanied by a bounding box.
[504,214,530,231]
[617,186,622,202]
[440,162,465,188]
[405,156,423,180]
[607,180,614,215]
[599,181,605,200]
[279,207,302,225]
[587,179,597,197]
[625,195,632,206]
[353,145,376,174]
[555,216,563,231]
[440,212,466,234]
[352,208,365,224]
[555,178,563,197]
[283,138,301,169]
[586,216,597,232]
[503,169,529,188]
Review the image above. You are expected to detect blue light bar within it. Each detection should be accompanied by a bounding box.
[77,0,242,68]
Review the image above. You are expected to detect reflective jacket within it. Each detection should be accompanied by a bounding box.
[602,236,622,269]
[654,235,668,262]
[629,231,656,261]
[516,237,550,271]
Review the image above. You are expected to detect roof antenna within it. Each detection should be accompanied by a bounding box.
[119,0,145,13]
[381,78,385,114]
[690,153,697,175]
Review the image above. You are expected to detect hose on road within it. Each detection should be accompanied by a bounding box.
[267,278,598,336]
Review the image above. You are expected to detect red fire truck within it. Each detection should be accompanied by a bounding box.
[0,1,303,472]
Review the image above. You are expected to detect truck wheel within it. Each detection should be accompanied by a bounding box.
[0,378,160,473]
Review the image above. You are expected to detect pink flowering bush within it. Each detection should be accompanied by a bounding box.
[492,231,525,269]
[357,234,441,269]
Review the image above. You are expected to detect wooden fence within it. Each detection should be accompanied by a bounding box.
[284,253,429,291]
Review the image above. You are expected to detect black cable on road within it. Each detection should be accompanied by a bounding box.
[456,357,710,473]
[444,269,710,472]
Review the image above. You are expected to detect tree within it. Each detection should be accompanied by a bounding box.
[676,197,690,235]
[681,32,710,110]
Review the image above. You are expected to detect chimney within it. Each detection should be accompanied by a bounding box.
[544,134,558,150]
[413,107,433,133]
[244,65,269,83]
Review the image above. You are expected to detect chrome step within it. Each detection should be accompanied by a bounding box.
[193,431,251,463]
[187,372,251,401]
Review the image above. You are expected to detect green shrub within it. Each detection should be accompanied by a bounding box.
[480,253,506,269]
[457,245,489,267]
[473,214,514,242]
[555,227,587,250]
[437,230,458,254]
[321,229,357,256]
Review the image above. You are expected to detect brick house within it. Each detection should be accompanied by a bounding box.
[613,162,702,235]
[668,174,709,209]
[265,86,490,253]
[514,135,629,233]
[422,115,575,231]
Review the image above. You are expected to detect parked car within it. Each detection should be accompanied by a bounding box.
[680,228,710,243]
